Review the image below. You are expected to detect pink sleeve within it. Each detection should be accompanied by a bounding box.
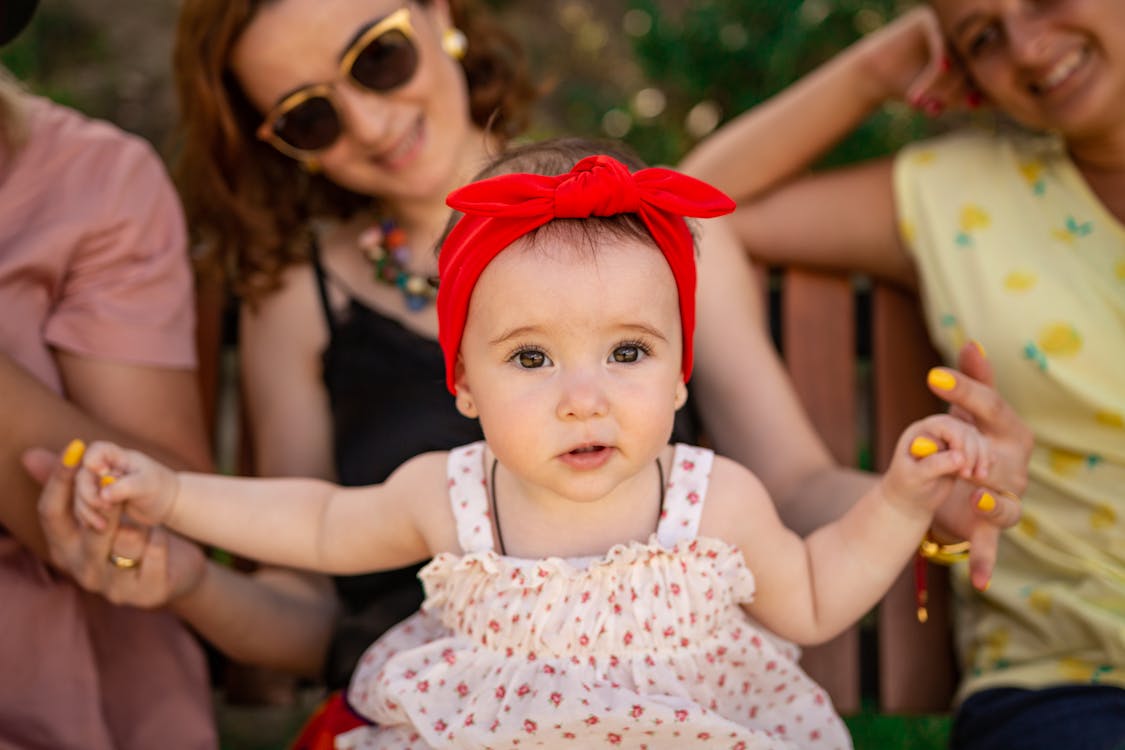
[42,134,197,369]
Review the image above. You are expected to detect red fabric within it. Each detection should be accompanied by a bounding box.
[437,154,735,394]
[290,690,367,750]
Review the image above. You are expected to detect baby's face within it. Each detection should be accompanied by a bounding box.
[456,234,687,504]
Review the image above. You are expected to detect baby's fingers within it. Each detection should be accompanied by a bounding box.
[81,440,132,479]
[73,468,110,530]
[958,430,994,483]
[96,473,163,524]
[908,436,967,479]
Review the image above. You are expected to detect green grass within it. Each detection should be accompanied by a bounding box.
[216,693,953,749]
[845,704,952,750]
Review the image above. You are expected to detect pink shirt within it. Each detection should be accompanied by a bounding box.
[0,94,195,393]
[0,95,215,749]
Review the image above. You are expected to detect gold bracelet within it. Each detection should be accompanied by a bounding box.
[917,531,970,565]
[915,531,971,622]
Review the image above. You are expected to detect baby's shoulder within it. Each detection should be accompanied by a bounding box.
[706,453,766,491]
[386,450,463,552]
[388,450,454,486]
[697,454,773,531]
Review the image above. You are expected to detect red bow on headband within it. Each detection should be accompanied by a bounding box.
[437,154,735,394]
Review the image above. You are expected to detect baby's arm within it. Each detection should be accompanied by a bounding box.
[710,414,991,645]
[74,441,440,575]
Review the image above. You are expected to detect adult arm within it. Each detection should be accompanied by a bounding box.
[1,353,209,558]
[692,231,1022,574]
[144,261,344,675]
[678,7,962,286]
[239,262,337,480]
[42,263,349,675]
[690,216,874,535]
[29,444,340,676]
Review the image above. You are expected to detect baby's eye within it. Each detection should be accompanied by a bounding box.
[513,349,549,369]
[611,343,647,363]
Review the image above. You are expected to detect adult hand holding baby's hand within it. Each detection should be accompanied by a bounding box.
[74,440,180,531]
[882,413,994,521]
[929,342,1027,589]
[26,441,205,607]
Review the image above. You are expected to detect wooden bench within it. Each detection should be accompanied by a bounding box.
[771,266,959,715]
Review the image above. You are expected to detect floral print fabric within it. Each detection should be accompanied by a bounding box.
[340,443,849,749]
[894,130,1125,702]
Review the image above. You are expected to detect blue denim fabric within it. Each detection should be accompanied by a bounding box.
[951,685,1125,750]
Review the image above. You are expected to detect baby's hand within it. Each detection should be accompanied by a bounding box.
[73,441,179,531]
[881,414,993,518]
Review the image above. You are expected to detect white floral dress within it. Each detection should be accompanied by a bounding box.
[339,442,851,750]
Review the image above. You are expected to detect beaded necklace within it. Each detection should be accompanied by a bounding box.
[358,217,439,311]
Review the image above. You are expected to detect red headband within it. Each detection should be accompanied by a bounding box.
[437,154,735,394]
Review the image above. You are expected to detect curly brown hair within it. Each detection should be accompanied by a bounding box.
[172,0,537,303]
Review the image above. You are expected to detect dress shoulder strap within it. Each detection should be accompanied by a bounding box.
[307,232,339,338]
[446,442,495,554]
[655,444,715,548]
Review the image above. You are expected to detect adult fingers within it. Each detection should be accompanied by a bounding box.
[77,501,124,577]
[32,440,85,548]
[929,341,1003,432]
[972,486,1021,531]
[105,526,179,609]
[966,521,999,591]
[21,447,57,485]
[107,521,148,566]
[102,524,153,605]
[133,527,172,607]
[926,366,1010,429]
[927,367,1032,490]
[956,340,993,386]
[946,342,988,425]
[903,9,948,98]
[965,485,1020,590]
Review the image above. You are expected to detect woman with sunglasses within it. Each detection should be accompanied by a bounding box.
[33,0,1027,736]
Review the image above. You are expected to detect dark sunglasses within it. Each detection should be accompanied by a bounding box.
[257,6,418,158]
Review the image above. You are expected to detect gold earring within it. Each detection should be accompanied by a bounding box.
[442,27,467,60]
[456,392,477,417]
[301,156,321,174]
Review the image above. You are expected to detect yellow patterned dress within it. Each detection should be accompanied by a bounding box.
[893,129,1125,704]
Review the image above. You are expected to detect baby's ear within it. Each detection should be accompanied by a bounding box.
[674,380,688,410]
[454,357,478,418]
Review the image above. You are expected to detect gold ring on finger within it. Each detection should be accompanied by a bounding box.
[108,552,141,570]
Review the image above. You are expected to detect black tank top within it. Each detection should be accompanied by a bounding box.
[311,240,701,688]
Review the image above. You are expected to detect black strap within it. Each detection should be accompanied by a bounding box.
[308,233,339,338]
[488,456,666,557]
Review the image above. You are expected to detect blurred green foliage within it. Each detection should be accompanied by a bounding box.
[3,1,938,169]
[610,0,937,166]
[0,5,103,109]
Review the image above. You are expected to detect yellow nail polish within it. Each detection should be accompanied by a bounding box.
[980,578,991,592]
[62,439,86,468]
[99,475,116,488]
[910,436,939,458]
[927,368,957,391]
[977,492,996,512]
[971,340,987,358]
